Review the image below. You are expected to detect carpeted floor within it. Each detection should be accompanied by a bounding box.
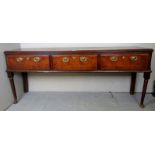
[7,92,155,111]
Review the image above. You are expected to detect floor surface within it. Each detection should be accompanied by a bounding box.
[7,92,155,111]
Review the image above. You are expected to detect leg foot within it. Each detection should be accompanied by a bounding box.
[140,103,145,108]
[140,72,150,108]
[14,99,18,104]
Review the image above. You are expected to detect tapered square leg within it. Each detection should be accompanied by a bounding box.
[140,72,151,108]
[22,72,29,93]
[7,72,17,104]
[130,72,137,95]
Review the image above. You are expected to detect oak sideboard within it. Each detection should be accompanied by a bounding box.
[4,47,153,108]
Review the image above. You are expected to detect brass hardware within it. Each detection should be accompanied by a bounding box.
[130,56,138,62]
[62,57,69,63]
[33,57,41,63]
[16,57,24,63]
[110,56,118,62]
[80,56,88,62]
[26,57,30,60]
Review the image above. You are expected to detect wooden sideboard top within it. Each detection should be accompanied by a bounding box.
[5,47,153,54]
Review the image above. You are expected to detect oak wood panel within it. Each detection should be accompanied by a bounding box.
[6,55,50,71]
[100,53,151,71]
[52,55,97,71]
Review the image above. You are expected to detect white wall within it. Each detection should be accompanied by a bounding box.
[0,43,23,110]
[21,43,155,92]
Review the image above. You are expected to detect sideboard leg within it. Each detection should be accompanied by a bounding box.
[7,72,17,104]
[140,72,151,108]
[22,72,29,93]
[130,72,137,95]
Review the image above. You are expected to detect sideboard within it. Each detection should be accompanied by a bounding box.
[4,47,153,108]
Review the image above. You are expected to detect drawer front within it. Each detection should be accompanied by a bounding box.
[100,54,151,71]
[6,55,50,70]
[52,55,97,71]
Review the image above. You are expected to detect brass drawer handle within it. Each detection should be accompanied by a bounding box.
[16,57,24,63]
[130,56,138,62]
[110,56,118,62]
[80,56,88,62]
[62,57,69,63]
[33,57,41,63]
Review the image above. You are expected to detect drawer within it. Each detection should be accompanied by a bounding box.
[52,55,97,71]
[6,55,50,70]
[100,54,151,71]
